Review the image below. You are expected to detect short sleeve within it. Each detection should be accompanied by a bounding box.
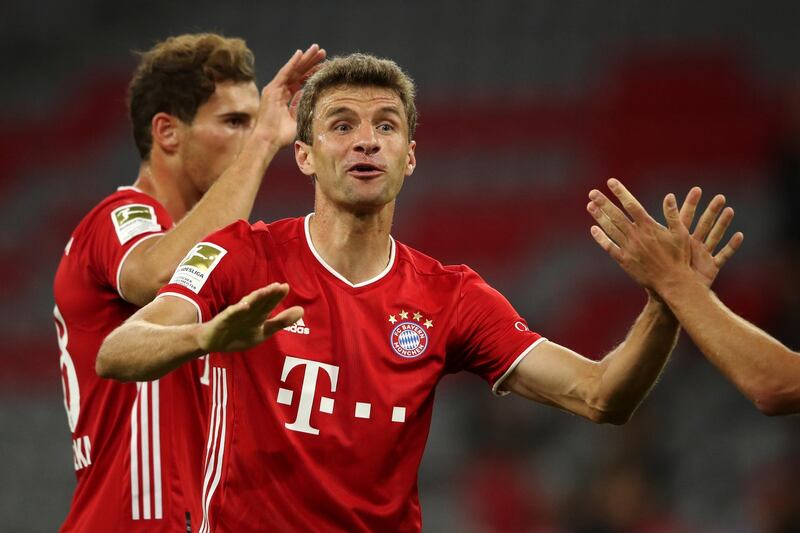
[156,220,256,323]
[449,268,545,395]
[89,195,169,300]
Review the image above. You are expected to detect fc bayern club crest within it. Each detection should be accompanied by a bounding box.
[390,322,429,358]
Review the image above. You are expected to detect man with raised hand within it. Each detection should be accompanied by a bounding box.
[588,179,800,416]
[54,34,324,532]
[97,55,735,532]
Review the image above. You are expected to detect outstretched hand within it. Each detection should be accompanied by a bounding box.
[586,179,743,293]
[196,283,303,353]
[675,187,744,287]
[255,44,327,149]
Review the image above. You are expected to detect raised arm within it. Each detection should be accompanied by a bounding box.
[503,296,678,425]
[588,179,800,415]
[96,283,302,381]
[120,45,326,306]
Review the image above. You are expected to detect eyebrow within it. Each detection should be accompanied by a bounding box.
[321,105,404,121]
[218,111,253,120]
[322,106,357,120]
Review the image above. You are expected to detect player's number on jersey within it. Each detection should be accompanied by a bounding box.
[54,305,80,432]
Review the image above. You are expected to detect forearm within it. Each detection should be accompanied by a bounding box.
[143,137,280,287]
[661,274,800,414]
[595,295,680,422]
[96,320,207,382]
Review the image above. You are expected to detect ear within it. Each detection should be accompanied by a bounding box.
[151,112,181,155]
[404,140,417,177]
[294,140,316,176]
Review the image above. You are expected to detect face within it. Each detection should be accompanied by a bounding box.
[295,85,416,213]
[178,80,260,193]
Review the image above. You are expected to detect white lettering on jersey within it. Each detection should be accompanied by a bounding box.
[277,356,339,435]
[54,305,80,433]
[283,317,310,335]
[169,242,227,294]
[72,435,92,470]
[111,204,161,245]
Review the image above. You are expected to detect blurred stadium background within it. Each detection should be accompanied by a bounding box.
[3,1,800,530]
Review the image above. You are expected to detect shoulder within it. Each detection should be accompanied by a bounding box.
[395,240,479,286]
[195,216,305,262]
[395,240,474,277]
[76,187,169,241]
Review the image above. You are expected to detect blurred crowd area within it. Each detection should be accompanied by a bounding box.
[2,1,800,531]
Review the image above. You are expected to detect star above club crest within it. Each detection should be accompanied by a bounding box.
[389,314,397,324]
[424,319,433,329]
[413,312,422,321]
[399,310,409,319]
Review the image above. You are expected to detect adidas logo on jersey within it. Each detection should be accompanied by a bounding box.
[284,318,310,335]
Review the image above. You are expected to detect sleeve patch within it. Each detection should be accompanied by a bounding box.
[169,242,228,293]
[110,204,161,245]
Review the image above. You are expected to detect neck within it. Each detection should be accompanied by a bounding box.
[132,158,200,223]
[308,200,395,285]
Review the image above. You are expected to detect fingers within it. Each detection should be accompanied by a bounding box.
[693,194,725,242]
[705,206,734,252]
[606,178,652,225]
[714,231,744,269]
[588,190,632,242]
[230,283,290,326]
[661,193,684,233]
[288,90,303,119]
[587,200,628,245]
[589,225,624,263]
[678,186,702,230]
[273,44,327,87]
[263,306,304,337]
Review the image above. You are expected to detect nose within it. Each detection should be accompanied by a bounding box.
[352,124,380,156]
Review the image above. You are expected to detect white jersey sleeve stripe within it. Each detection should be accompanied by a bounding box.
[200,368,229,533]
[491,337,548,397]
[130,383,141,520]
[199,368,223,533]
[204,368,228,532]
[140,382,151,519]
[115,232,165,302]
[152,380,163,519]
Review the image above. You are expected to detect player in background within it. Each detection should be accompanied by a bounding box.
[96,54,738,532]
[587,179,800,416]
[53,34,324,532]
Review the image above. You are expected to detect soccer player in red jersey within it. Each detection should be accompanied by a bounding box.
[97,54,738,532]
[587,179,800,416]
[53,34,324,532]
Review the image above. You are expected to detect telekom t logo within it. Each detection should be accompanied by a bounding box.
[277,356,339,435]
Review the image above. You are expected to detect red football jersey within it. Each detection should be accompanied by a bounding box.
[53,187,208,532]
[159,215,545,532]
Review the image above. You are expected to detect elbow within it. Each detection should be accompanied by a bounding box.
[96,341,137,383]
[586,405,633,425]
[749,388,797,417]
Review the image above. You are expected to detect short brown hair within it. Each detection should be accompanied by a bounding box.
[128,33,255,160]
[296,53,417,144]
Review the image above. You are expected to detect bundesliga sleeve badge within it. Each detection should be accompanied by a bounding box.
[388,310,433,359]
[169,242,227,293]
[110,204,161,244]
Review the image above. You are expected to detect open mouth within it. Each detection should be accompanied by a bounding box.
[346,162,385,179]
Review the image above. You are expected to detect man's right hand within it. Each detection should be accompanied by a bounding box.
[586,179,743,293]
[196,283,303,353]
[254,44,327,150]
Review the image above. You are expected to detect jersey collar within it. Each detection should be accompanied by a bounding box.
[303,213,396,289]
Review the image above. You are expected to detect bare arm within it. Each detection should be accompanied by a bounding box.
[585,179,799,415]
[659,260,800,415]
[97,283,303,381]
[120,45,327,306]
[503,296,678,424]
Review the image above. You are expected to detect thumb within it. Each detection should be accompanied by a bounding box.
[662,193,682,232]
